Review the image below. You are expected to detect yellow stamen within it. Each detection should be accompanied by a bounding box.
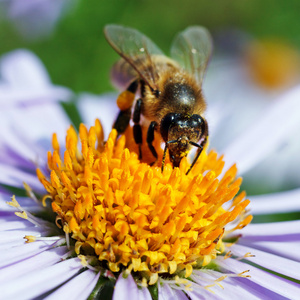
[245,39,300,89]
[24,235,36,243]
[37,119,251,284]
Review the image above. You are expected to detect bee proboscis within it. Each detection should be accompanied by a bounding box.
[104,24,212,174]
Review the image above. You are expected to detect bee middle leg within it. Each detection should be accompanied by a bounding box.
[147,121,158,165]
[113,80,139,135]
[133,98,143,159]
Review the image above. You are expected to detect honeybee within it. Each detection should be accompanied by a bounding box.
[104,24,212,174]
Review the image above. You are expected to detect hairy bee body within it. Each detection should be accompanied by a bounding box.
[111,55,206,129]
[104,25,212,173]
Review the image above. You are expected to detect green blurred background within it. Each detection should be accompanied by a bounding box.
[1,0,300,94]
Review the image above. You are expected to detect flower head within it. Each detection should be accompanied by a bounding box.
[36,120,252,286]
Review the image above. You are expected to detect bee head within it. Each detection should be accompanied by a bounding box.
[160,113,206,167]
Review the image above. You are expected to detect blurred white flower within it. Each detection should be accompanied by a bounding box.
[0,49,72,173]
[0,49,72,106]
[203,39,300,193]
[0,0,76,39]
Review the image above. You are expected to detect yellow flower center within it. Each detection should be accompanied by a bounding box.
[245,39,300,89]
[37,119,252,284]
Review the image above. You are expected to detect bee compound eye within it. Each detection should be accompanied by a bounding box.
[160,113,178,142]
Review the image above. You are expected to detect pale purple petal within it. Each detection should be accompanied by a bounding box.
[218,257,300,300]
[188,276,267,300]
[0,195,40,212]
[158,283,188,300]
[113,273,152,300]
[187,289,219,300]
[189,268,275,299]
[0,246,68,283]
[0,238,58,267]
[222,85,300,175]
[0,163,42,191]
[249,188,300,214]
[0,213,36,230]
[230,244,300,280]
[1,257,83,299]
[44,269,100,300]
[238,220,300,238]
[0,103,71,174]
[229,277,290,300]
[240,240,300,262]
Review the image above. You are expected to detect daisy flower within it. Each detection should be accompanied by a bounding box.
[1,49,300,299]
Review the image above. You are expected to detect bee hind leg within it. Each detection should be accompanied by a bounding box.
[133,98,143,160]
[113,109,131,135]
[147,121,158,165]
[113,80,138,135]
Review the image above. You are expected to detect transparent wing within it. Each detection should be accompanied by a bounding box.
[170,26,213,85]
[104,24,165,91]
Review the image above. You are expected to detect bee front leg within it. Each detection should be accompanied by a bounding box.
[113,80,138,135]
[186,135,208,175]
[147,121,158,164]
[133,98,143,159]
[186,118,208,175]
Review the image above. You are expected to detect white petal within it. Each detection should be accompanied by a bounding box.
[230,244,300,280]
[158,283,188,300]
[1,257,83,299]
[0,49,72,105]
[218,257,300,300]
[0,103,70,148]
[113,273,152,300]
[222,85,300,175]
[77,92,117,139]
[0,49,51,88]
[0,86,72,105]
[44,269,100,300]
[205,59,270,151]
[249,188,300,214]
